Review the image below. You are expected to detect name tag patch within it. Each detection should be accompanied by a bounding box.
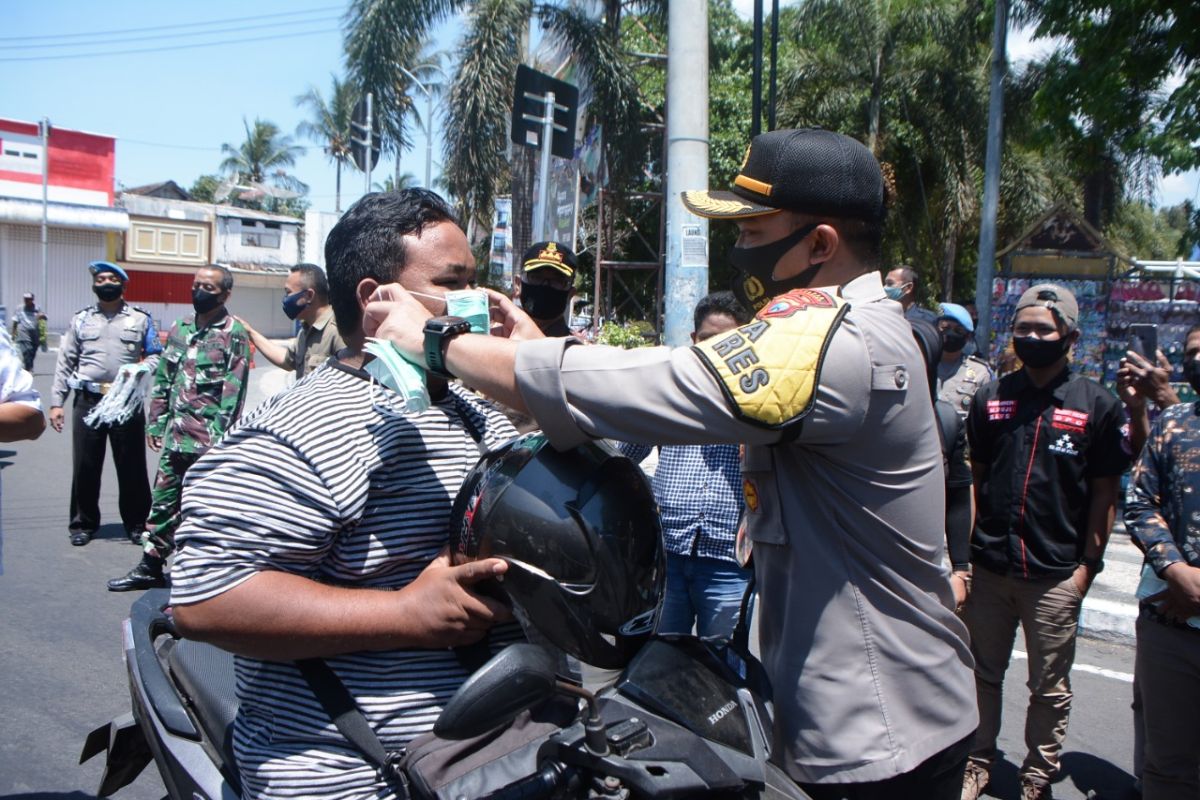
[1052,409,1088,432]
[987,399,1016,421]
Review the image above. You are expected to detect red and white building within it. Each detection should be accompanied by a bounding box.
[0,117,128,329]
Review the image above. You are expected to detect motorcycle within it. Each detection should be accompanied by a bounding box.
[82,588,809,799]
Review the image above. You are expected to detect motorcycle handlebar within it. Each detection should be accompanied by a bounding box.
[483,761,574,800]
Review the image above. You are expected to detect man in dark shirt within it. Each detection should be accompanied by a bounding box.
[1125,323,1200,799]
[961,284,1129,800]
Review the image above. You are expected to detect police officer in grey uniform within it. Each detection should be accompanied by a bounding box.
[935,302,993,419]
[50,261,162,546]
[364,130,977,798]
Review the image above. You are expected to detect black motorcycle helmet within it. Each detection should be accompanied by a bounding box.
[450,433,664,669]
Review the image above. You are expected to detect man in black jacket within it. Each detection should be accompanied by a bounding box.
[960,284,1128,800]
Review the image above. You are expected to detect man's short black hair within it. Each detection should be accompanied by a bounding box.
[291,262,330,302]
[1186,323,1200,345]
[834,217,884,271]
[201,264,234,292]
[694,290,751,331]
[325,190,458,337]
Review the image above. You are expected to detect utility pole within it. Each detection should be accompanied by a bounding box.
[974,0,1008,357]
[663,0,709,346]
[40,117,50,322]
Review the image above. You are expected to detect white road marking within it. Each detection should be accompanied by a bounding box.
[1012,649,1134,683]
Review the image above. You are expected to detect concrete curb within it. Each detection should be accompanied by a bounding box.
[1080,596,1138,642]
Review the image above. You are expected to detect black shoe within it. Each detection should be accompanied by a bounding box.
[70,530,93,546]
[127,528,146,545]
[107,555,167,592]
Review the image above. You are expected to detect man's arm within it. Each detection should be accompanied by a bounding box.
[48,317,81,432]
[172,554,510,660]
[242,320,295,370]
[1075,475,1119,593]
[0,402,45,441]
[145,326,176,441]
[140,314,163,373]
[214,329,252,432]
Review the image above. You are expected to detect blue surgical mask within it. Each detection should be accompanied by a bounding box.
[281,289,309,320]
[884,285,905,302]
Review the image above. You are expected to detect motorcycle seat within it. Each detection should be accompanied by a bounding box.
[168,638,240,780]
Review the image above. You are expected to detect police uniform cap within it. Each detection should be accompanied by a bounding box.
[89,261,130,282]
[937,302,974,333]
[521,241,577,280]
[681,128,885,223]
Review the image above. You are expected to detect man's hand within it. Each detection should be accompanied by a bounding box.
[1072,563,1097,596]
[363,283,434,363]
[48,406,64,433]
[950,573,969,612]
[1119,350,1179,409]
[147,435,163,452]
[1152,562,1200,622]
[399,550,512,648]
[483,288,544,342]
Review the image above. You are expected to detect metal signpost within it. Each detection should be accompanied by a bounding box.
[351,93,381,192]
[510,65,578,242]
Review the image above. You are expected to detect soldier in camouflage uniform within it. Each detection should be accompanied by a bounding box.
[936,302,994,419]
[108,265,250,591]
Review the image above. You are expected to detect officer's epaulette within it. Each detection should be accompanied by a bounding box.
[128,304,155,318]
[72,304,97,319]
[966,353,991,366]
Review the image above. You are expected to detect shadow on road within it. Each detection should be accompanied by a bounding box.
[0,793,98,799]
[1060,751,1138,799]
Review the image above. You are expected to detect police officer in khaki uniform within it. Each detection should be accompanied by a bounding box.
[935,302,993,419]
[50,261,162,546]
[363,130,977,798]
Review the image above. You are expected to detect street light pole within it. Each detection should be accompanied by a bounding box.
[399,64,445,189]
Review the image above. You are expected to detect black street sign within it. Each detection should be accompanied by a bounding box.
[351,96,382,172]
[510,64,578,160]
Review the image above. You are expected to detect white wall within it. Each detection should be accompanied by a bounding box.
[213,217,300,267]
[0,223,107,330]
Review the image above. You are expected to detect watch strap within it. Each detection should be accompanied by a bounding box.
[423,317,471,379]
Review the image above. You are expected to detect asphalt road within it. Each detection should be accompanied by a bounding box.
[0,354,1143,800]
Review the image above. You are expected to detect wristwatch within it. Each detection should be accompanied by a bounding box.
[1082,556,1105,574]
[423,316,472,379]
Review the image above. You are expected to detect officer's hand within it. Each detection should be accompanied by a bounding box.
[362,283,433,363]
[950,574,969,611]
[147,435,163,452]
[1156,563,1200,621]
[48,407,64,433]
[483,288,544,342]
[401,548,512,648]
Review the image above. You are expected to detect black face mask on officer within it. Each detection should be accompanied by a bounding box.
[192,288,224,314]
[728,223,818,312]
[519,279,571,320]
[941,329,969,355]
[93,283,124,302]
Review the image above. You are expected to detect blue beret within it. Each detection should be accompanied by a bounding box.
[89,261,129,282]
[937,302,974,332]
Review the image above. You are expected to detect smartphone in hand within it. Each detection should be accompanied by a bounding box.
[1128,323,1158,362]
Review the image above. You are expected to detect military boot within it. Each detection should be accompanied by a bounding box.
[107,554,167,592]
[961,761,990,800]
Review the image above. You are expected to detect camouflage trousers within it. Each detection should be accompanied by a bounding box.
[142,450,201,558]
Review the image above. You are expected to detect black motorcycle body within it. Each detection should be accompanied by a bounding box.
[83,589,809,800]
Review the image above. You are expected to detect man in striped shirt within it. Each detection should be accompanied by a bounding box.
[169,190,520,799]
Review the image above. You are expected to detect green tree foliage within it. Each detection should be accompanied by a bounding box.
[295,75,359,213]
[219,118,309,215]
[1020,1,1199,177]
[188,174,222,203]
[1106,201,1196,261]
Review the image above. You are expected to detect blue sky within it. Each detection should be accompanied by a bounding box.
[4,1,1196,217]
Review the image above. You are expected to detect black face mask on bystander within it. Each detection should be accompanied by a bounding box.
[1012,335,1071,369]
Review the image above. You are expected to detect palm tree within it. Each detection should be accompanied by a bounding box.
[344,0,656,234]
[295,76,358,212]
[219,118,308,211]
[372,172,420,192]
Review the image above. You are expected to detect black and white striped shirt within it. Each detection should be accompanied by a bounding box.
[171,362,520,799]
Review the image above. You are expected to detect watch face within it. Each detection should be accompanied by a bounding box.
[426,315,470,334]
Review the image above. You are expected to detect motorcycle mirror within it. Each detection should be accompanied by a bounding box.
[434,643,559,740]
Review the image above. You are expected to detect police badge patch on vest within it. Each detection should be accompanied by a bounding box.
[692,288,849,430]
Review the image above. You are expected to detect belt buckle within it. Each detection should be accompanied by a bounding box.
[99,382,112,395]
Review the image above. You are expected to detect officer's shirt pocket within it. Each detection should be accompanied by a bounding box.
[742,446,786,545]
[193,349,227,396]
[119,327,141,353]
